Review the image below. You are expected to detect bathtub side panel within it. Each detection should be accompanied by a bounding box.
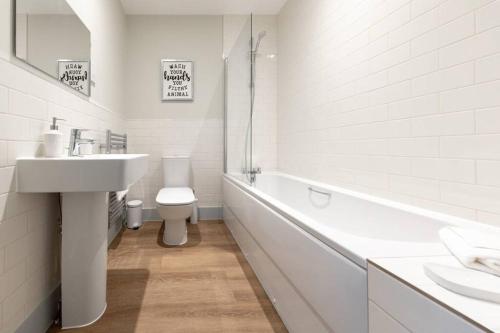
[223,177,368,333]
[223,205,330,333]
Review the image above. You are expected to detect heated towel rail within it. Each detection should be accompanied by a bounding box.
[101,130,127,154]
[101,129,129,231]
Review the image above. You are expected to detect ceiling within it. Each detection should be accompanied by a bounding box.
[16,0,74,14]
[120,0,288,15]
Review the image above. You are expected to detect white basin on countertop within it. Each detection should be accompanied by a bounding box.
[16,154,149,193]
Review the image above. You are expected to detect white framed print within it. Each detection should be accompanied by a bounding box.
[162,59,193,101]
[57,60,90,96]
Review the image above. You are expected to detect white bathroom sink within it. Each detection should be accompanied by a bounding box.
[16,153,149,193]
[16,153,149,328]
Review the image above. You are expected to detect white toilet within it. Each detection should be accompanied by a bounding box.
[156,156,198,246]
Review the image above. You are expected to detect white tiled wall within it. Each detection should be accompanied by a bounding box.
[0,1,125,330]
[126,118,223,209]
[124,16,224,210]
[277,0,500,226]
[0,56,125,333]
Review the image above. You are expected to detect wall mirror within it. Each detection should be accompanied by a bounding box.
[14,0,91,96]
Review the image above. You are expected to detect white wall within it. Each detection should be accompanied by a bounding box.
[0,1,126,332]
[125,16,224,209]
[278,0,500,226]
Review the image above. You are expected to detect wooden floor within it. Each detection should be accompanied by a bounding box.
[48,221,287,333]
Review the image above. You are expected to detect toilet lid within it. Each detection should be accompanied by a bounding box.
[156,187,196,206]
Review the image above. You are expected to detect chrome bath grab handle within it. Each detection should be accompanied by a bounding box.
[308,186,332,197]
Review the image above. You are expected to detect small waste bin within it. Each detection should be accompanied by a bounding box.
[127,200,143,230]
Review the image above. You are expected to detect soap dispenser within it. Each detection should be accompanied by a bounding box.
[44,117,65,157]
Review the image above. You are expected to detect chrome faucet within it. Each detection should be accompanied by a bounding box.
[248,167,261,184]
[68,129,94,157]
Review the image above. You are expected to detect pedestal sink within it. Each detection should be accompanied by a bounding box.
[16,154,148,329]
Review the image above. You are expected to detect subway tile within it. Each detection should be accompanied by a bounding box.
[411,157,477,184]
[412,62,474,96]
[0,141,7,167]
[28,119,46,142]
[327,105,388,127]
[8,89,47,121]
[7,141,44,165]
[438,159,476,183]
[475,53,500,83]
[369,4,411,41]
[2,282,27,327]
[0,85,7,114]
[411,0,446,18]
[412,11,476,56]
[476,210,500,227]
[439,28,500,69]
[355,171,389,190]
[0,114,30,141]
[476,0,500,32]
[0,192,42,222]
[0,261,26,303]
[0,166,15,195]
[441,134,500,159]
[388,137,440,157]
[5,234,29,270]
[387,51,439,84]
[476,107,500,133]
[412,197,477,220]
[0,37,126,333]
[389,156,413,175]
[438,12,475,47]
[411,28,439,56]
[477,160,500,186]
[440,80,500,113]
[411,111,475,136]
[0,214,28,248]
[390,175,440,200]
[441,181,500,213]
[367,43,411,73]
[411,158,439,179]
[278,0,500,224]
[388,94,439,119]
[388,8,439,48]
[437,0,494,25]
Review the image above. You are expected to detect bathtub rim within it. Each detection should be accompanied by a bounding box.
[224,172,499,268]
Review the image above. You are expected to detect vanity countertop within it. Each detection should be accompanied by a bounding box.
[369,256,500,333]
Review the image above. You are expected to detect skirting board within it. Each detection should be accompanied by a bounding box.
[15,286,60,333]
[143,206,223,221]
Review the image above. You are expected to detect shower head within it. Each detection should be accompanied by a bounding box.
[253,30,267,53]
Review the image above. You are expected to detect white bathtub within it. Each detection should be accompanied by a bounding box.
[223,172,488,333]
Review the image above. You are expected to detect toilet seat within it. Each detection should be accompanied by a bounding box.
[156,187,195,206]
